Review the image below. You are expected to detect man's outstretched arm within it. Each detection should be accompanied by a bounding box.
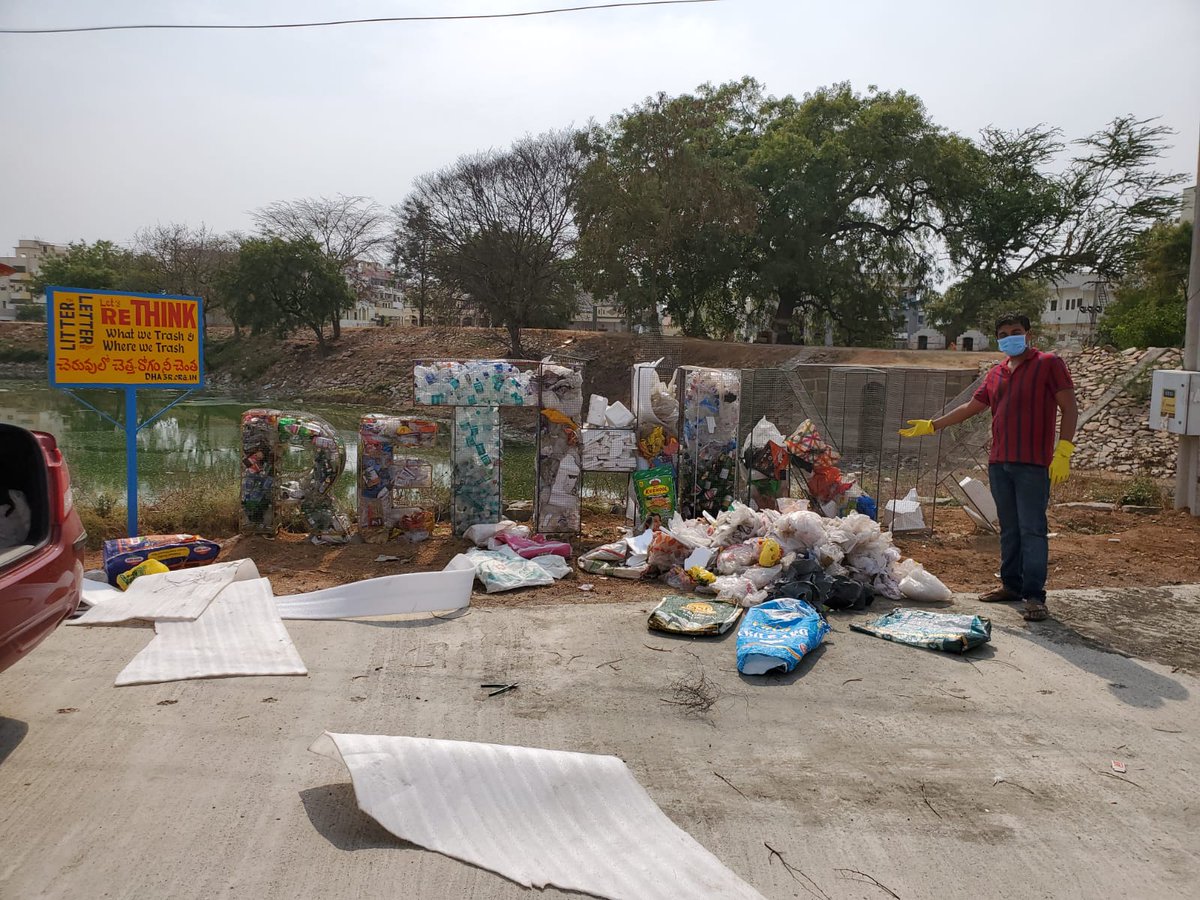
[899,399,988,437]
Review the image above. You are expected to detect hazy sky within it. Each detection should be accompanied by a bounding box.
[2,0,1197,253]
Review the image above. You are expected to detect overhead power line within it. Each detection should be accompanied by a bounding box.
[0,0,720,34]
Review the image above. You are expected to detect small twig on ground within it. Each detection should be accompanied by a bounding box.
[595,657,624,670]
[963,658,984,677]
[992,776,1036,796]
[765,843,830,900]
[1151,727,1182,734]
[936,687,972,701]
[842,677,863,686]
[836,868,902,899]
[659,670,721,715]
[920,782,943,820]
[984,658,1026,673]
[643,644,673,653]
[713,771,747,799]
[565,654,584,666]
[400,662,434,668]
[1099,771,1144,789]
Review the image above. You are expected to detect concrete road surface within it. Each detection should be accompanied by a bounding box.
[1,592,1197,899]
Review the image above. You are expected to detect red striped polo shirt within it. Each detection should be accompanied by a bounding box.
[972,350,1073,467]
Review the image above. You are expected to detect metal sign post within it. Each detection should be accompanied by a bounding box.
[47,287,205,536]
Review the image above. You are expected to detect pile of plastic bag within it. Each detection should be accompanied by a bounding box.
[459,520,573,591]
[577,499,950,610]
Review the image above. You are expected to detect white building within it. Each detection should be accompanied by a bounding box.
[1182,184,1195,225]
[340,260,417,328]
[908,327,947,350]
[0,239,68,321]
[1040,273,1110,347]
[570,293,629,333]
[956,329,990,352]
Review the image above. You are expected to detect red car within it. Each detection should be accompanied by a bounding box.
[0,425,85,674]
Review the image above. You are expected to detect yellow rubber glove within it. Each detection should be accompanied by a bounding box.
[1049,439,1075,486]
[898,419,935,438]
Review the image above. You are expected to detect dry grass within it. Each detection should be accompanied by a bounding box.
[660,670,723,716]
[76,483,242,548]
[1054,470,1172,508]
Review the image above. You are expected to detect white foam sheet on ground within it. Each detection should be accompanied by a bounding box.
[115,577,307,686]
[309,732,766,900]
[70,560,260,625]
[79,575,120,608]
[275,559,474,619]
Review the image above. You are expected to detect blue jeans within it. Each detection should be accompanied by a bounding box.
[988,463,1050,603]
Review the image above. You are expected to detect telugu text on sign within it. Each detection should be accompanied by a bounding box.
[48,288,205,388]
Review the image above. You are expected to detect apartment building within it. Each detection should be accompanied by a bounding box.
[0,239,68,321]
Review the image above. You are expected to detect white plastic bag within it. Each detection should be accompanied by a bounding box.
[715,541,759,575]
[770,510,826,552]
[743,417,785,451]
[0,489,32,548]
[710,502,767,548]
[532,554,571,580]
[898,565,953,602]
[465,520,528,548]
[743,565,782,590]
[463,549,554,593]
[668,514,715,549]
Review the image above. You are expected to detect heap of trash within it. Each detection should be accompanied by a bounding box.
[579,499,951,610]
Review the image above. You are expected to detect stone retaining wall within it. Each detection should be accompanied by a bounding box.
[1068,347,1181,478]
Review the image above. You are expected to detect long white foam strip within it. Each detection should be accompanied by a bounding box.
[115,578,307,686]
[70,560,261,625]
[275,559,474,619]
[310,733,766,900]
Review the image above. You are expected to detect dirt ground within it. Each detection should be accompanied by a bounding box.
[897,505,1200,593]
[85,504,1200,673]
[111,504,1199,600]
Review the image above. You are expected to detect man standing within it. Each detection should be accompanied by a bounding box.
[899,314,1079,621]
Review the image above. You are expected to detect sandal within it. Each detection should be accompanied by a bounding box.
[979,587,1021,603]
[1021,601,1049,622]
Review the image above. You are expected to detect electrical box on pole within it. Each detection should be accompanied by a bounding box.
[1150,371,1200,435]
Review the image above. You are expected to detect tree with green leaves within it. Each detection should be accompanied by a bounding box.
[403,130,582,357]
[937,117,1183,337]
[33,239,161,296]
[251,194,388,339]
[390,198,438,327]
[1098,220,1192,348]
[222,237,354,351]
[748,83,974,343]
[575,78,762,337]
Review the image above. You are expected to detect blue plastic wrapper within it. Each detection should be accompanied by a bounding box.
[850,608,992,653]
[736,598,830,675]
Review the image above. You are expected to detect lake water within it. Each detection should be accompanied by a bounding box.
[0,380,623,507]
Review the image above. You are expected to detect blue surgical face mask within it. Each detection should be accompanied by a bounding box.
[998,334,1027,357]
